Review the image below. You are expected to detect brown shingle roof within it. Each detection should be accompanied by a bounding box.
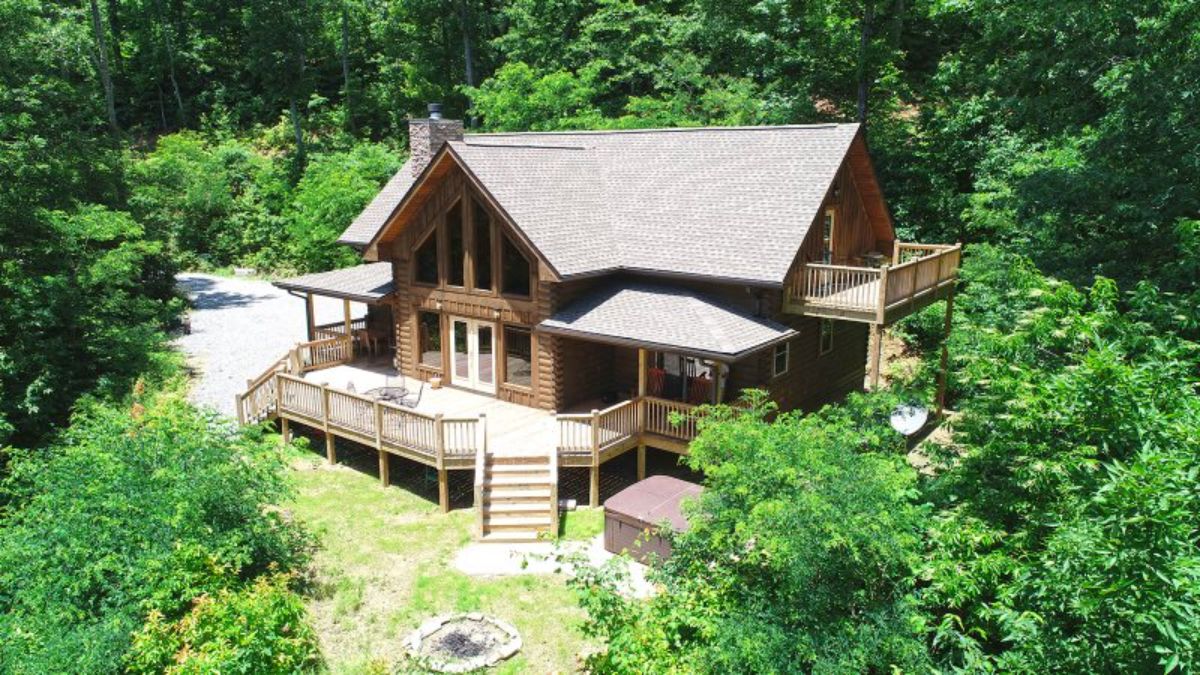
[537,280,796,359]
[273,262,394,302]
[340,124,861,286]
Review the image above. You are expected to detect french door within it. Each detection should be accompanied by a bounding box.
[449,316,496,394]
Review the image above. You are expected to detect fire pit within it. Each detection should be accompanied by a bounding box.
[405,613,521,673]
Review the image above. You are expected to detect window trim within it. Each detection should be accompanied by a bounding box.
[819,319,835,356]
[772,341,790,377]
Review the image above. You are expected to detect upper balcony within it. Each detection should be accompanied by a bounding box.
[783,242,962,325]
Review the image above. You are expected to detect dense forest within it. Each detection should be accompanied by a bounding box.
[1,0,1197,671]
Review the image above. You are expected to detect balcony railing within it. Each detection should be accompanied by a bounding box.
[786,242,961,323]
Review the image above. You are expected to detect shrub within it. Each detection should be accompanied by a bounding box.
[127,573,321,674]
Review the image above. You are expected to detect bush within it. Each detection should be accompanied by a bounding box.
[127,573,321,674]
[0,394,315,673]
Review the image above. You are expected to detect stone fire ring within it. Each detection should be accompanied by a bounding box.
[405,613,522,673]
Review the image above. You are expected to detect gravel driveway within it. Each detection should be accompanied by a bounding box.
[175,273,364,417]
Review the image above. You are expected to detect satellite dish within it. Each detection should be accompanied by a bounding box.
[890,403,929,437]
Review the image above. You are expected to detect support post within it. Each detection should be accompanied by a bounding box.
[280,417,290,445]
[305,292,315,341]
[637,444,646,481]
[434,413,448,512]
[869,323,884,390]
[712,362,724,404]
[935,291,956,418]
[343,298,352,335]
[235,394,245,425]
[637,348,647,436]
[438,469,449,513]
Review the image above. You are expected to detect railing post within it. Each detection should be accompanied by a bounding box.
[321,384,336,464]
[892,240,901,265]
[374,400,388,487]
[589,409,601,508]
[434,413,446,470]
[235,393,245,425]
[876,264,890,324]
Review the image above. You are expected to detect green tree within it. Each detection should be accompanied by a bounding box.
[0,395,316,673]
[574,393,931,673]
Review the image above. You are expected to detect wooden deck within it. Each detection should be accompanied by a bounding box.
[784,242,961,324]
[235,341,703,513]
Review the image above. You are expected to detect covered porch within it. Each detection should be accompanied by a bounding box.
[273,262,396,364]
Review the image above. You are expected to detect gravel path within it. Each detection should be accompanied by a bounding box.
[175,273,364,417]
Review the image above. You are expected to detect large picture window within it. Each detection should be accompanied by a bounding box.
[501,234,531,297]
[503,327,532,387]
[473,200,492,291]
[446,201,465,287]
[414,230,439,285]
[418,312,442,368]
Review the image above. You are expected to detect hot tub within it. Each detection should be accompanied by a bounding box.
[603,475,703,564]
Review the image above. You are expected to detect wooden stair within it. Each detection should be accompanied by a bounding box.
[476,454,557,543]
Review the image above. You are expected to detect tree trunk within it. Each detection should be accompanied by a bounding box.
[155,0,185,126]
[88,0,119,132]
[340,3,354,131]
[459,0,476,88]
[106,0,123,70]
[856,0,875,125]
[289,96,307,164]
[891,0,904,48]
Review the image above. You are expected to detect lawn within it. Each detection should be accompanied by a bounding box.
[284,442,595,673]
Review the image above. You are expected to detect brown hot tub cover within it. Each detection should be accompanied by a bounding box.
[603,475,703,564]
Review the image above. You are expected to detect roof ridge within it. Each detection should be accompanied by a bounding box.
[458,141,589,150]
[465,122,853,138]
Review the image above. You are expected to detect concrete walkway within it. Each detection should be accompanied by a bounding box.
[174,273,364,417]
[451,534,654,598]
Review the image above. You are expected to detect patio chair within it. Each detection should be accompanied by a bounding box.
[399,381,424,409]
[647,367,666,397]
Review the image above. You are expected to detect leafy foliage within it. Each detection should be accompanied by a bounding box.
[127,573,320,674]
[918,249,1200,671]
[0,395,316,673]
[574,392,931,673]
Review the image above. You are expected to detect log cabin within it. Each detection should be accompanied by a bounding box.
[238,105,959,541]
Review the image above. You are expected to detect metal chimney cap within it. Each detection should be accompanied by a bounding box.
[427,102,443,120]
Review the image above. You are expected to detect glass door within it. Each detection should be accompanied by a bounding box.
[448,317,496,394]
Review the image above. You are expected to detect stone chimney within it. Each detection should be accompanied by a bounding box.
[409,103,463,176]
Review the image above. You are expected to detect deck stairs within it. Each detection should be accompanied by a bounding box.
[476,452,559,543]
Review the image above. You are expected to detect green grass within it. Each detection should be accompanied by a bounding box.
[560,507,605,541]
[284,447,591,673]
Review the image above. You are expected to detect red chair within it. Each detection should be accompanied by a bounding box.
[647,367,666,397]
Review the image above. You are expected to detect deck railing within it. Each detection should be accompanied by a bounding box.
[643,397,700,441]
[788,242,961,319]
[313,318,367,340]
[246,371,479,466]
[555,396,701,460]
[295,335,353,371]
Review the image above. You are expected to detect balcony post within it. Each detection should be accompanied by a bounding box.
[305,292,315,341]
[869,323,884,390]
[935,291,956,418]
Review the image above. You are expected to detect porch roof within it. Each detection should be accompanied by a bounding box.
[273,263,394,303]
[537,281,796,361]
